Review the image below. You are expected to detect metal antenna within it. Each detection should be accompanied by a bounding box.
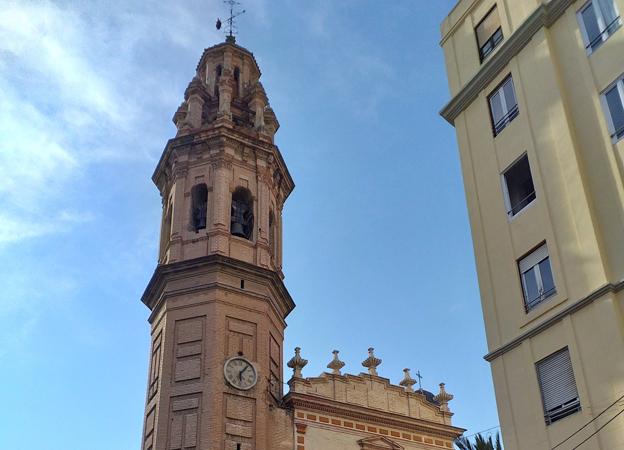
[415,370,424,392]
[220,0,245,41]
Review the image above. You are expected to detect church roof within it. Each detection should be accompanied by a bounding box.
[195,39,261,76]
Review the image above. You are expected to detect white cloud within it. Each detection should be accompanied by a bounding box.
[0,0,221,246]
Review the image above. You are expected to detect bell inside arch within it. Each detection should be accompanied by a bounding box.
[230,187,254,240]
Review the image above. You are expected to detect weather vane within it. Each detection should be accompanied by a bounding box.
[216,0,246,41]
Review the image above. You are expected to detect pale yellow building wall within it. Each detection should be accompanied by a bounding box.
[441,0,624,448]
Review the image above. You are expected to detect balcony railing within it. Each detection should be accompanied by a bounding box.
[493,104,519,136]
[525,286,556,313]
[586,16,621,51]
[508,190,536,217]
[545,398,581,425]
[612,124,624,142]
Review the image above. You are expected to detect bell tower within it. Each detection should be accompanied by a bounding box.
[141,37,295,450]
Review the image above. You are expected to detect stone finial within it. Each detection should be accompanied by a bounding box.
[434,383,454,412]
[361,347,382,376]
[327,350,345,375]
[399,368,417,393]
[287,347,308,378]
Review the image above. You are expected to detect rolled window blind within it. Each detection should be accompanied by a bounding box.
[536,348,579,417]
[476,6,501,47]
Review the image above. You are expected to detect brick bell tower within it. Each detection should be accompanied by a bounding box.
[140,36,295,450]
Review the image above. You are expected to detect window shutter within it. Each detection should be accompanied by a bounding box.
[476,7,501,47]
[536,349,580,422]
[519,244,548,273]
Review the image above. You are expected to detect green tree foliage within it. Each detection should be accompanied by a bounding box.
[455,432,503,450]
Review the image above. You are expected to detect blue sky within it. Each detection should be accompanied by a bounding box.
[0,0,500,448]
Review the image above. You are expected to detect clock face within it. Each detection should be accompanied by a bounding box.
[224,357,258,390]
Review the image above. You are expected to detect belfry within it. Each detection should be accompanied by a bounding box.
[140,35,465,450]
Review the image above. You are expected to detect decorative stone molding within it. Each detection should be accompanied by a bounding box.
[485,279,624,361]
[362,347,382,376]
[287,347,308,378]
[327,350,346,375]
[434,384,453,413]
[358,436,404,450]
[440,0,575,125]
[286,392,464,441]
[399,369,417,393]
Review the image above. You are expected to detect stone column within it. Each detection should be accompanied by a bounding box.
[249,93,266,131]
[217,72,233,119]
[210,157,231,255]
[186,94,204,129]
[168,167,187,262]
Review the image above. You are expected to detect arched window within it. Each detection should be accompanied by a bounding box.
[268,209,276,257]
[230,187,254,240]
[190,184,208,232]
[215,64,222,96]
[233,67,240,98]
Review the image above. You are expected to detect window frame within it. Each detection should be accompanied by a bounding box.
[536,348,582,425]
[488,74,519,137]
[501,153,536,219]
[600,75,624,144]
[577,0,622,54]
[475,4,504,62]
[518,243,556,312]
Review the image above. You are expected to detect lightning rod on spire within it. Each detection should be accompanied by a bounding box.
[216,0,246,43]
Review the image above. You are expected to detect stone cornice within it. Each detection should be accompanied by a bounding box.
[284,392,465,441]
[141,254,296,321]
[152,124,295,200]
[440,0,575,125]
[485,279,624,361]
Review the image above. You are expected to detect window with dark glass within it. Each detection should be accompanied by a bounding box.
[602,77,624,143]
[503,154,536,217]
[519,244,556,312]
[489,75,519,136]
[476,5,504,61]
[578,0,621,53]
[536,348,581,425]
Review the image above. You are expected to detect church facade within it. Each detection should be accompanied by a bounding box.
[139,37,464,450]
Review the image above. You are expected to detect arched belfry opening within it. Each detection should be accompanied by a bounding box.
[215,64,222,96]
[233,67,240,98]
[230,187,254,240]
[190,183,208,232]
[268,209,276,257]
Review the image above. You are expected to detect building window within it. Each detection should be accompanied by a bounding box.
[476,5,504,62]
[519,243,556,312]
[536,348,581,425]
[601,76,624,143]
[190,183,208,232]
[230,187,254,240]
[578,0,621,53]
[502,154,536,217]
[489,75,519,136]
